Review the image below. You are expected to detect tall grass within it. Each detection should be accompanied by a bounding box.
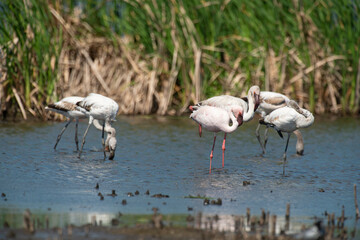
[0,0,359,119]
[0,0,61,119]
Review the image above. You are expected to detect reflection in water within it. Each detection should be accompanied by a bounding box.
[0,116,359,233]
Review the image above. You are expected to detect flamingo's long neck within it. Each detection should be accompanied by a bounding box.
[243,92,255,122]
[222,110,239,133]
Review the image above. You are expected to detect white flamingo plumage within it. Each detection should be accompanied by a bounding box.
[45,96,87,150]
[259,100,314,174]
[76,93,119,160]
[189,105,244,173]
[255,91,304,155]
[196,85,260,122]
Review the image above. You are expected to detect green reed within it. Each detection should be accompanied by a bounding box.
[0,0,61,118]
[1,0,359,117]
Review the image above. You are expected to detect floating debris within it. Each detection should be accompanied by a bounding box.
[145,190,150,195]
[121,199,127,205]
[151,193,169,198]
[127,192,134,197]
[1,193,6,197]
[185,194,209,199]
[95,183,99,189]
[243,180,251,186]
[107,190,117,197]
[318,188,325,192]
[210,198,222,206]
[98,193,104,200]
[135,190,140,195]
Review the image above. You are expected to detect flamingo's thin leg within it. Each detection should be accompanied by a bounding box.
[221,133,227,168]
[209,134,217,174]
[264,126,269,152]
[255,123,266,154]
[282,133,291,175]
[78,117,93,158]
[101,120,106,160]
[54,118,72,150]
[75,119,79,151]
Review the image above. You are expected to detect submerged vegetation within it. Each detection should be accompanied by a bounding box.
[0,0,359,120]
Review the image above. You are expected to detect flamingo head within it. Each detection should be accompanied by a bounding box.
[249,85,260,111]
[108,137,117,160]
[105,128,116,160]
[232,107,244,126]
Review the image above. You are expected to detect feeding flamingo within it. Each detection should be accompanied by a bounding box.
[189,105,244,173]
[45,96,87,150]
[254,91,305,155]
[76,93,119,160]
[259,100,314,174]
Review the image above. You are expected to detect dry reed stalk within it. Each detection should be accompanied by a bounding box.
[12,87,27,120]
[355,58,360,113]
[225,57,242,94]
[355,184,360,218]
[265,48,278,92]
[289,55,346,84]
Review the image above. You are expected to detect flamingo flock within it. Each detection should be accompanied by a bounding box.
[46,93,119,160]
[189,86,314,174]
[46,87,314,174]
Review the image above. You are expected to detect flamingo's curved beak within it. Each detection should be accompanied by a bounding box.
[109,149,115,160]
[254,93,260,111]
[237,113,243,126]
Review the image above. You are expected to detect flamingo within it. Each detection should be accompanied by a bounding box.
[259,100,314,174]
[76,93,119,160]
[45,96,87,150]
[255,91,304,155]
[93,119,117,160]
[193,85,260,136]
[189,105,244,173]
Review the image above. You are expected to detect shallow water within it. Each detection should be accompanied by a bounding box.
[0,116,359,231]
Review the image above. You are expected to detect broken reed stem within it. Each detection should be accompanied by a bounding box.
[285,203,290,231]
[246,208,251,226]
[271,215,277,236]
[355,184,359,218]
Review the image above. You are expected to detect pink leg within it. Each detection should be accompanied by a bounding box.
[222,133,227,168]
[209,134,217,174]
[199,124,202,137]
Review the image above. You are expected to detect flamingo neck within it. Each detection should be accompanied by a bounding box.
[243,92,255,122]
[223,111,239,133]
[93,119,113,132]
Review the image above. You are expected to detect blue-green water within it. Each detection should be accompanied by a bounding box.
[0,116,359,231]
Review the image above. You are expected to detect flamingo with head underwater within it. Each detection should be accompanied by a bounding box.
[76,93,119,160]
[255,91,305,155]
[259,100,314,175]
[189,105,244,173]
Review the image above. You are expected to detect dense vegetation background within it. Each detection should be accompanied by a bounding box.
[0,0,359,120]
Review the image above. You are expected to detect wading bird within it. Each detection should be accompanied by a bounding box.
[196,85,260,122]
[76,93,119,160]
[255,91,304,155]
[189,105,244,173]
[45,96,87,150]
[259,100,314,175]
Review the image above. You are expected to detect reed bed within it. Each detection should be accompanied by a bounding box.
[0,0,359,119]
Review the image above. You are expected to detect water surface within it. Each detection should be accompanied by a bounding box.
[0,116,359,230]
